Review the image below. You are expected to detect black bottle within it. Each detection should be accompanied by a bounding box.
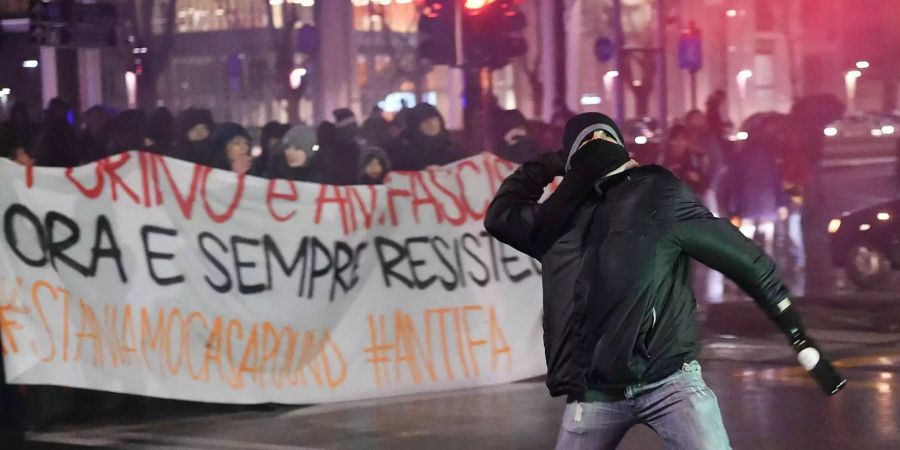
[792,335,847,396]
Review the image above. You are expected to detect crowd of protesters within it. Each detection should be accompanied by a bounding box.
[1,93,829,271]
[658,93,821,272]
[0,98,555,435]
[0,98,555,189]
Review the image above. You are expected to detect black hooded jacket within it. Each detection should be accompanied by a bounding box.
[484,158,791,397]
[172,108,215,165]
[390,104,463,171]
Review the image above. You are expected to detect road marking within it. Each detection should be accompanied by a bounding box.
[733,352,900,390]
[823,156,897,168]
[30,431,321,449]
[119,432,321,450]
[278,382,542,418]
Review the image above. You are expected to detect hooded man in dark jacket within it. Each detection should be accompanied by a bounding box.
[208,122,252,174]
[31,98,80,167]
[172,108,215,165]
[485,113,844,450]
[390,104,463,171]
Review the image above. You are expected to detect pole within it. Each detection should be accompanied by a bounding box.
[481,67,493,152]
[612,0,625,124]
[657,0,668,133]
[553,0,566,116]
[690,71,697,109]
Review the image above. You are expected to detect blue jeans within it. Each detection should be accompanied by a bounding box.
[555,361,731,450]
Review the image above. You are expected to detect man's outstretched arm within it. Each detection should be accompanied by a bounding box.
[484,154,563,259]
[670,180,846,395]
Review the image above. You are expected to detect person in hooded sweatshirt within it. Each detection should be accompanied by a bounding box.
[485,112,844,450]
[265,124,321,183]
[360,106,394,149]
[0,102,35,159]
[316,108,362,185]
[390,104,463,171]
[172,108,215,165]
[78,105,114,162]
[144,107,176,156]
[105,109,148,157]
[492,109,539,164]
[250,121,290,177]
[358,146,391,185]
[31,98,81,167]
[208,123,252,175]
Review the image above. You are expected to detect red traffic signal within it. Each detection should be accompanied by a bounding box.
[464,0,495,11]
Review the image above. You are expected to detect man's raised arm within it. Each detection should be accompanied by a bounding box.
[484,154,563,259]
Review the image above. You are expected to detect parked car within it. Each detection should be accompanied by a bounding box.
[828,198,900,288]
[824,113,899,139]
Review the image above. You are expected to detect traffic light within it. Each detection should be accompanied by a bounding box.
[463,0,527,69]
[418,0,458,65]
[677,22,702,73]
[28,0,117,48]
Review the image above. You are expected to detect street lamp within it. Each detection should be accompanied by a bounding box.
[603,70,619,112]
[845,69,862,113]
[736,69,753,122]
[125,71,138,109]
[855,60,870,69]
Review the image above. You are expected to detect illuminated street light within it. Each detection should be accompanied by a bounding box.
[465,0,493,9]
[845,70,862,113]
[823,127,838,137]
[726,9,737,17]
[735,70,753,120]
[579,95,602,106]
[735,131,749,140]
[856,61,870,69]
[125,71,137,109]
[634,136,648,145]
[22,60,38,69]
[881,125,895,135]
[602,70,619,102]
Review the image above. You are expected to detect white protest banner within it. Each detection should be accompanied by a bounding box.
[0,152,547,404]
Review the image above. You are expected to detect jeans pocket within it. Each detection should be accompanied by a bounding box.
[562,403,587,434]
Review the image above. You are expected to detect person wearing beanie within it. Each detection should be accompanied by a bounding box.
[250,121,291,177]
[171,108,215,165]
[105,109,148,157]
[265,124,321,182]
[320,113,363,185]
[485,112,842,449]
[389,103,463,171]
[357,146,391,185]
[492,109,538,164]
[333,108,358,131]
[145,107,176,157]
[208,122,252,174]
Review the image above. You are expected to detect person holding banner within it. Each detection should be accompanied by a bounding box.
[484,113,845,450]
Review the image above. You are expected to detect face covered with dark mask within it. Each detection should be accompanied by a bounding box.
[531,114,634,257]
[567,135,632,179]
[562,112,629,173]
